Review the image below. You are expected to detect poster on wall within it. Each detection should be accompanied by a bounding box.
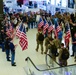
[0,0,3,30]
[68,0,75,8]
[0,0,3,20]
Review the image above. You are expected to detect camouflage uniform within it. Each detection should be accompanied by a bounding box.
[48,42,56,66]
[52,38,61,49]
[44,36,53,54]
[36,30,44,54]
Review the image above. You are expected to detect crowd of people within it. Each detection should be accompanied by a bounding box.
[0,9,76,67]
[35,10,76,66]
[0,10,38,66]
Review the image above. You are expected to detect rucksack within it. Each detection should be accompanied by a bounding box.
[61,48,69,60]
[38,33,44,41]
[51,44,57,56]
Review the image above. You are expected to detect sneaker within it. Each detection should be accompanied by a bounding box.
[7,59,11,62]
[12,64,16,66]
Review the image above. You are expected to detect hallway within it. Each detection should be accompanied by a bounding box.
[0,28,75,75]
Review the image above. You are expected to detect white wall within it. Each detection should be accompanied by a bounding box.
[4,0,17,7]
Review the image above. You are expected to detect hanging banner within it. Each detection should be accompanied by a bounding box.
[0,0,3,30]
[0,0,3,20]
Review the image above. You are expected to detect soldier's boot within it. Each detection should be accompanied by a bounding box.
[35,49,38,52]
[44,52,47,54]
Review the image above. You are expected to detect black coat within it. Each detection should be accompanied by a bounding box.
[69,23,76,38]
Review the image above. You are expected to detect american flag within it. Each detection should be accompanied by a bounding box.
[65,23,71,40]
[64,23,71,47]
[55,22,61,33]
[38,18,44,28]
[19,24,28,51]
[54,22,61,38]
[43,19,49,34]
[16,24,23,38]
[48,21,54,33]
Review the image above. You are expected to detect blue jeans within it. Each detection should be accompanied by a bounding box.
[11,52,15,64]
[28,22,30,29]
[73,46,76,52]
[72,45,76,55]
[73,46,76,57]
[6,49,10,61]
[36,22,38,28]
[28,22,33,29]
[0,42,5,52]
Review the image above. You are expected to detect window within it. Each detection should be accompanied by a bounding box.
[62,0,67,7]
[56,0,61,6]
[51,0,55,5]
[68,0,75,8]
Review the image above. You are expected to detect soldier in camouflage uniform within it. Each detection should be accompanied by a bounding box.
[58,43,69,66]
[35,28,44,54]
[44,33,53,54]
[48,38,57,66]
[53,36,61,49]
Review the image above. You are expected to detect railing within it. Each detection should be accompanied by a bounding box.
[45,54,60,68]
[24,54,76,75]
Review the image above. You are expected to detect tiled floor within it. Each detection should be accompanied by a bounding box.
[0,28,75,75]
